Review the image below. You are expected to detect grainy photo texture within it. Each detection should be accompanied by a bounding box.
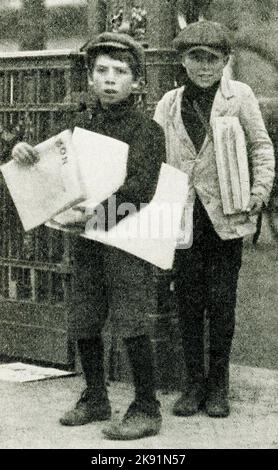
[0,0,277,453]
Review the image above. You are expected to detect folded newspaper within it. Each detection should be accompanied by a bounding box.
[48,163,190,270]
[213,116,250,215]
[1,127,190,269]
[0,127,129,231]
[83,163,190,270]
[1,130,84,231]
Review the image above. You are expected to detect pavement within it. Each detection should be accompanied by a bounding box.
[0,363,277,449]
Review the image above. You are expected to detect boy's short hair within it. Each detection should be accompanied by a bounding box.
[82,32,145,79]
[86,48,140,79]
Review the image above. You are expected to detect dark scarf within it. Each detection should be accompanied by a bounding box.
[91,94,135,120]
[89,94,139,144]
[181,73,220,153]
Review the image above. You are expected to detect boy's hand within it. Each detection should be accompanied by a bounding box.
[12,142,40,165]
[246,195,264,216]
[52,207,93,228]
[70,206,95,225]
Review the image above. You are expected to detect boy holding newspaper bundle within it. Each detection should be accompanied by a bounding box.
[154,20,275,418]
[12,33,166,440]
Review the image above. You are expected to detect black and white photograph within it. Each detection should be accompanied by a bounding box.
[0,0,277,458]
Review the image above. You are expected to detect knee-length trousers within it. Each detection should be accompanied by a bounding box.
[70,237,155,340]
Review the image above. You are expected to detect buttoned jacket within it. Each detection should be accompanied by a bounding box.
[153,75,275,240]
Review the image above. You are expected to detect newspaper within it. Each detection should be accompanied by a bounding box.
[46,127,129,226]
[2,126,189,268]
[213,116,250,215]
[1,127,129,231]
[48,163,190,270]
[83,163,189,270]
[72,127,129,209]
[0,130,85,231]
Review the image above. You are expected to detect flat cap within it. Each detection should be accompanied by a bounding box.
[81,32,145,76]
[173,20,232,54]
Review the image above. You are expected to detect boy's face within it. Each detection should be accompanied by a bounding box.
[89,54,137,107]
[181,49,229,89]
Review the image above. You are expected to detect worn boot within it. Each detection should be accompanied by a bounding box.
[60,387,111,426]
[205,364,230,418]
[102,399,161,440]
[103,335,162,440]
[205,387,230,417]
[173,379,205,416]
[60,335,111,426]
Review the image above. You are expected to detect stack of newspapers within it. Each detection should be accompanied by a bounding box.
[213,116,250,215]
[1,128,190,270]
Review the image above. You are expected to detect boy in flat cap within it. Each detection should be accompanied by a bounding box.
[12,32,166,440]
[154,20,275,418]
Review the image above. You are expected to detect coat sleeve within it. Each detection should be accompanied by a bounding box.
[97,120,166,230]
[239,85,275,205]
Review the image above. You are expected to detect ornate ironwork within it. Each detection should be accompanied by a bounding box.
[110,7,124,32]
[130,6,147,40]
[109,3,147,40]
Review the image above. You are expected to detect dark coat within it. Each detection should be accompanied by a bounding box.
[70,98,166,339]
[74,97,166,226]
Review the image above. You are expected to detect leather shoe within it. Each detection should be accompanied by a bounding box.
[205,389,230,418]
[60,388,111,426]
[102,400,162,440]
[173,383,205,416]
